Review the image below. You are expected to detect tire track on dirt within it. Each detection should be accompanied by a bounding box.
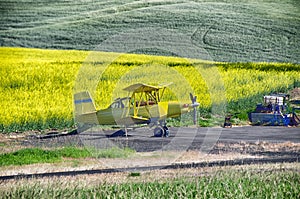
[0,156,298,181]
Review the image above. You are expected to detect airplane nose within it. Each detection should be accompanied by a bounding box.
[182,103,199,109]
[183,104,189,108]
[192,102,200,108]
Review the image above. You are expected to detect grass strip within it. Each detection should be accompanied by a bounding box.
[0,147,135,166]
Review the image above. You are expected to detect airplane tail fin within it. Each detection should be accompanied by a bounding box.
[74,91,98,125]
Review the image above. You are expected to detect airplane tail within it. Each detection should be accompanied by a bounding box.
[74,91,98,125]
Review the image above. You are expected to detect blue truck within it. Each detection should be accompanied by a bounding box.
[248,94,299,126]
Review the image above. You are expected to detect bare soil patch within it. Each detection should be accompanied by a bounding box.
[0,141,299,177]
[1,162,299,190]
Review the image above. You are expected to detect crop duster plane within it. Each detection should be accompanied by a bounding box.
[74,83,199,137]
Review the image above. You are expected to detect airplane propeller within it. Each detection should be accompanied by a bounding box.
[190,93,200,125]
[190,93,200,108]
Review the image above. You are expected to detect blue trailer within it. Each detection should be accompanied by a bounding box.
[248,94,297,126]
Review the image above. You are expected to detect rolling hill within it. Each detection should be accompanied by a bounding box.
[1,0,299,63]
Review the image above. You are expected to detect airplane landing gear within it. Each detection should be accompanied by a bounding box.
[153,125,169,137]
[163,126,169,137]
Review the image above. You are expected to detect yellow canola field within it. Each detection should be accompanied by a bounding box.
[0,47,299,132]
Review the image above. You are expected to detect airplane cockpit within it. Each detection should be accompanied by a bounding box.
[109,97,131,108]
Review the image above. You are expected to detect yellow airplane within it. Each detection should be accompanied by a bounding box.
[74,83,199,137]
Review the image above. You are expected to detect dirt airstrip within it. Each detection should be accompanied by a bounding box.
[0,126,299,180]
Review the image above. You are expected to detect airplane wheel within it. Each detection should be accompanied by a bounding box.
[163,126,169,137]
[153,126,164,137]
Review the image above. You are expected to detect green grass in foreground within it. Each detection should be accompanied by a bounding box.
[0,147,135,166]
[1,171,299,198]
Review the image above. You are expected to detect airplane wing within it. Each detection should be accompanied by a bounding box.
[116,116,150,125]
[123,83,173,93]
[123,83,160,93]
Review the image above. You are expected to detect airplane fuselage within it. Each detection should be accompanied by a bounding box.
[95,102,189,126]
